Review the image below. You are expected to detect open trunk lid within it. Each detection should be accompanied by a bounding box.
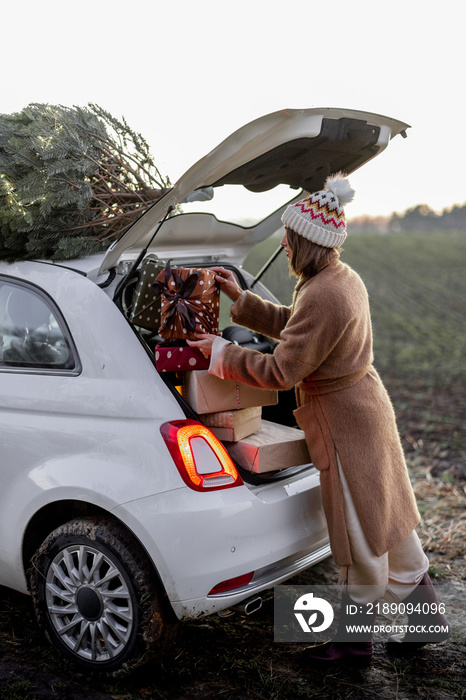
[98,107,409,274]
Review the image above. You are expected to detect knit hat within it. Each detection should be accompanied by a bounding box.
[281,173,355,248]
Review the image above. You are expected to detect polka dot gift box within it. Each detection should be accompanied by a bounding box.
[153,262,220,341]
[129,255,166,331]
[154,342,210,372]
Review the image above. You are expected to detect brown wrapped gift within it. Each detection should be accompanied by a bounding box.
[225,420,310,473]
[182,371,278,414]
[129,255,166,330]
[154,262,220,340]
[203,406,262,442]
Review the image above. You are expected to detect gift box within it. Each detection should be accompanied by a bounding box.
[129,255,166,330]
[154,342,209,372]
[225,420,310,473]
[154,262,220,340]
[203,406,262,442]
[182,370,278,414]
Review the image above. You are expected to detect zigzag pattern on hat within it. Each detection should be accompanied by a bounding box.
[281,174,354,248]
[296,197,346,229]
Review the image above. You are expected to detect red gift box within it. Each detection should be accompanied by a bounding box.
[154,343,210,372]
[153,262,220,340]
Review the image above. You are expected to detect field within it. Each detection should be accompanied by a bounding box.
[246,229,466,383]
[1,231,465,698]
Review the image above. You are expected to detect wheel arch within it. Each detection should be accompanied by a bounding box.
[26,508,178,671]
[22,499,164,594]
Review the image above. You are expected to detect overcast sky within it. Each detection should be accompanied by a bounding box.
[3,0,464,218]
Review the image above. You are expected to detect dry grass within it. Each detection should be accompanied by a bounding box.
[412,465,466,581]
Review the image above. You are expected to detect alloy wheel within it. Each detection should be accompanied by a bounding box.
[45,543,134,663]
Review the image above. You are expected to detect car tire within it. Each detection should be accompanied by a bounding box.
[28,516,177,672]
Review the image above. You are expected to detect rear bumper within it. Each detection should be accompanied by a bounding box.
[177,541,331,619]
[112,466,330,619]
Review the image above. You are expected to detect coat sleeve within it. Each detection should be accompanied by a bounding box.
[229,291,291,339]
[221,280,354,391]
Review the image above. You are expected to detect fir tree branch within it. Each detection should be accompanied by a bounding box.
[0,102,172,260]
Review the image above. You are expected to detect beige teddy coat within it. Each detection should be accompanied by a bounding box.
[222,259,420,566]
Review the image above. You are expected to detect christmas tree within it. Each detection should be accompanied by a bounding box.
[0,103,171,262]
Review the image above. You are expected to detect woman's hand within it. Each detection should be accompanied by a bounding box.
[187,333,216,357]
[211,267,243,301]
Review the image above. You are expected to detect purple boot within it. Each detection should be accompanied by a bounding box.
[387,572,451,653]
[301,593,375,665]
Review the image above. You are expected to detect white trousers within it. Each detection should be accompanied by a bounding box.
[336,454,429,605]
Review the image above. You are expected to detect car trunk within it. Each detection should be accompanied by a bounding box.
[118,257,303,483]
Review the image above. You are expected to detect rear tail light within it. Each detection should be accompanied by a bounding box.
[160,420,243,492]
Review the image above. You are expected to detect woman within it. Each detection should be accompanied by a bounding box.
[188,174,449,663]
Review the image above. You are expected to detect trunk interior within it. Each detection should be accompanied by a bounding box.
[118,257,312,483]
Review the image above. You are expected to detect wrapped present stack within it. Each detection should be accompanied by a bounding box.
[182,370,310,473]
[146,262,309,474]
[151,261,221,372]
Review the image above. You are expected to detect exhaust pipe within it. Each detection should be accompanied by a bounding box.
[217,595,263,618]
[233,595,263,615]
[234,596,262,615]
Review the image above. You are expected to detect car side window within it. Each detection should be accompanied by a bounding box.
[0,281,75,370]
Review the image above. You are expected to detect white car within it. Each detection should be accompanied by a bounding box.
[0,107,409,671]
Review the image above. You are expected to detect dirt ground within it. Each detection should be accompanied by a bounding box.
[1,377,465,699]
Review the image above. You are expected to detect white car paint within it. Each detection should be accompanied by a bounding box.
[0,258,329,615]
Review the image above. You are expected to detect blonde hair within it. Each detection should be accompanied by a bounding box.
[285,227,341,279]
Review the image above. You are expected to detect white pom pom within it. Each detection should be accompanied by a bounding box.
[324,173,355,206]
